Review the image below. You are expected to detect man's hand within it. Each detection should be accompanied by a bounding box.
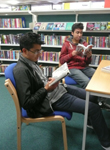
[85,50,92,58]
[44,77,59,92]
[72,50,82,56]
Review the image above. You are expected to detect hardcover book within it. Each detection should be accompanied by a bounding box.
[46,23,54,30]
[59,22,66,30]
[34,22,41,30]
[39,22,48,30]
[53,22,61,30]
[65,22,73,30]
[101,65,110,73]
[106,22,110,30]
[100,22,107,30]
[86,22,95,31]
[94,22,101,30]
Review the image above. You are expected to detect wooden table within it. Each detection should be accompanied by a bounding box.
[82,60,110,150]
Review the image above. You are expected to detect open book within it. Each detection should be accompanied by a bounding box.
[49,62,70,86]
[101,65,110,73]
[76,43,93,55]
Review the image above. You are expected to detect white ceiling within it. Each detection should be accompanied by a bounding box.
[0,0,104,5]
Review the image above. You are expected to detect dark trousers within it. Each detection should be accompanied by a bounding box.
[52,85,110,147]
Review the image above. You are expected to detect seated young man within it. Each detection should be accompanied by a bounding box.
[13,32,110,150]
[60,23,95,89]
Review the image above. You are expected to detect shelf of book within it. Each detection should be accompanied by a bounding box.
[0,44,19,46]
[0,73,5,75]
[32,8,110,15]
[38,60,59,64]
[0,28,31,30]
[0,8,110,16]
[38,30,110,33]
[0,59,18,61]
[42,45,62,48]
[0,11,31,16]
[42,45,110,50]
[89,64,98,67]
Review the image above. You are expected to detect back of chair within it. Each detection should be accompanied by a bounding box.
[5,63,17,87]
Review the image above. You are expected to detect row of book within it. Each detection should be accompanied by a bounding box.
[91,54,110,65]
[0,64,9,73]
[0,50,20,59]
[0,34,23,44]
[41,66,56,77]
[83,36,110,48]
[34,22,110,31]
[0,50,59,62]
[39,52,60,62]
[0,64,57,77]
[40,34,110,48]
[34,22,73,31]
[0,18,26,28]
[41,34,66,46]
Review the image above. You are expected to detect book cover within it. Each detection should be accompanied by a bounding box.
[94,22,101,30]
[101,65,110,73]
[86,22,95,31]
[65,22,73,30]
[100,22,107,30]
[76,43,93,55]
[0,19,3,28]
[46,23,54,30]
[49,62,70,86]
[82,22,87,31]
[53,22,61,30]
[59,22,66,30]
[39,22,48,30]
[21,17,26,28]
[34,22,41,30]
[106,22,110,30]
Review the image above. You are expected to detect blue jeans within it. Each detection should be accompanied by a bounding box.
[52,85,110,147]
[69,67,95,88]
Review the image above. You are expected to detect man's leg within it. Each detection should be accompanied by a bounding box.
[82,67,95,78]
[69,68,90,88]
[52,86,110,147]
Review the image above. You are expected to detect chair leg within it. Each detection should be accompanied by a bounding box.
[61,120,68,150]
[17,124,21,150]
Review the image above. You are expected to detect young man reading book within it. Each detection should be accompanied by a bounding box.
[13,33,110,150]
[59,23,95,89]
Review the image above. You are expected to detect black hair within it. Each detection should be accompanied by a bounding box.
[20,32,45,52]
[72,23,84,32]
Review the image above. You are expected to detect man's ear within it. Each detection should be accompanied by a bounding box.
[71,32,73,36]
[22,48,27,54]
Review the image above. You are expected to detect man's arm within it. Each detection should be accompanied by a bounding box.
[59,43,73,64]
[14,68,48,110]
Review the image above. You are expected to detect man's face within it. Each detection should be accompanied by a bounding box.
[71,28,83,41]
[24,44,42,62]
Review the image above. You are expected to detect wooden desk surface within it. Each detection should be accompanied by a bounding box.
[86,60,110,95]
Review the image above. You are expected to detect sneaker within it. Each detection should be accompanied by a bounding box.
[102,146,110,150]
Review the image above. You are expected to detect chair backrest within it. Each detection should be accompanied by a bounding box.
[5,63,17,87]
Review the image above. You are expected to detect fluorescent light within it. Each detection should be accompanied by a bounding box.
[7,0,20,5]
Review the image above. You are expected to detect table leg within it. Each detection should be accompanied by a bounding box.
[82,91,90,150]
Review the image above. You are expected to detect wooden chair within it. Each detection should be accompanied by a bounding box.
[4,63,72,150]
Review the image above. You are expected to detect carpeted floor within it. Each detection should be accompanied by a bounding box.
[0,76,110,150]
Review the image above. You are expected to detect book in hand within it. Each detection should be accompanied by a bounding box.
[76,43,93,55]
[101,66,110,73]
[49,62,70,86]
